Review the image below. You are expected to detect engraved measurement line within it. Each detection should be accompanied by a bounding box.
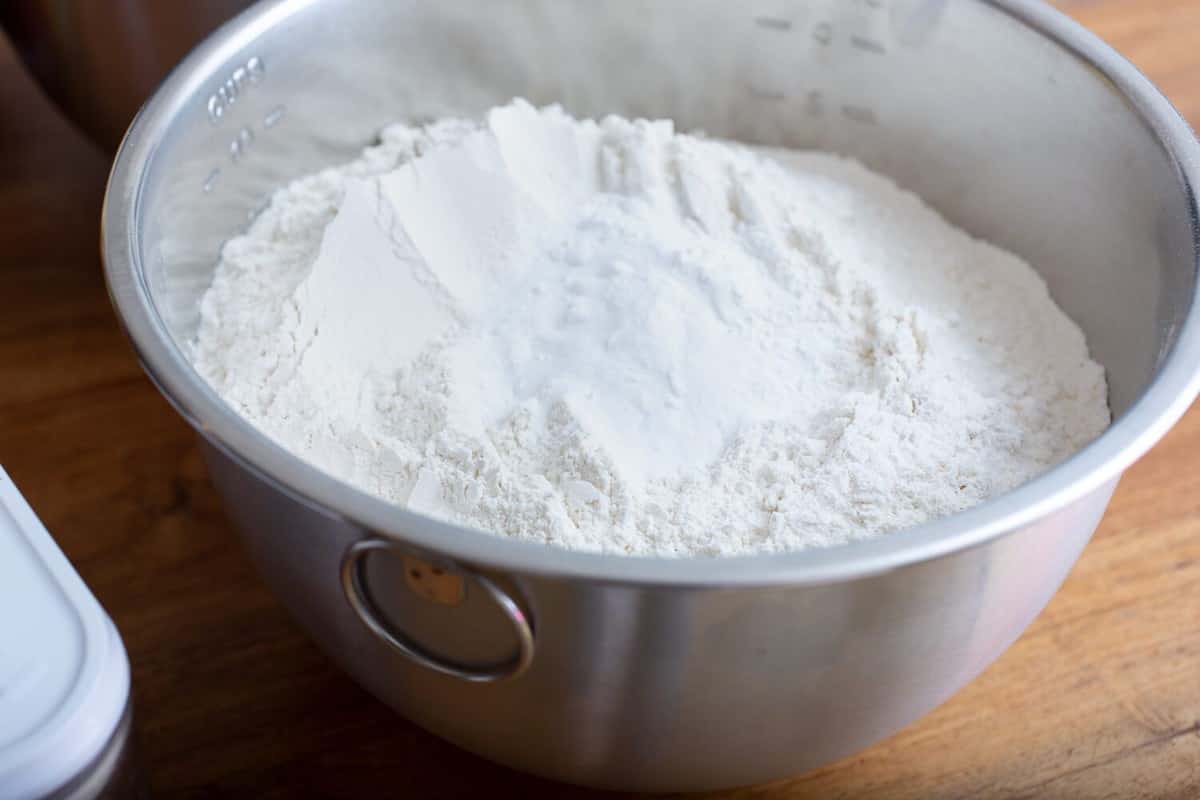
[850,35,887,54]
[748,87,788,102]
[753,15,793,31]
[203,168,221,193]
[263,104,287,129]
[247,198,271,222]
[229,126,255,162]
[841,104,878,125]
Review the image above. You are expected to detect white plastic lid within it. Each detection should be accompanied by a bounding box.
[0,468,131,800]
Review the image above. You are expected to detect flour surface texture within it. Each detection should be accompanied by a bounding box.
[193,100,1109,556]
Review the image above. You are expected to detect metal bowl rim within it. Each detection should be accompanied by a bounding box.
[101,0,1200,587]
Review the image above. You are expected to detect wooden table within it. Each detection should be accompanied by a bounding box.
[2,3,1198,797]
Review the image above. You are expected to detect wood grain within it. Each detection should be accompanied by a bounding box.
[1,2,1198,797]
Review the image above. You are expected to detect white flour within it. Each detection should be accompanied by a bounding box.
[193,100,1109,556]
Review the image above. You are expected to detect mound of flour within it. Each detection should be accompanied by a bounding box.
[193,100,1109,556]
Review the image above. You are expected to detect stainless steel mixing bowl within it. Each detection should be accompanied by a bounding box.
[101,0,1200,791]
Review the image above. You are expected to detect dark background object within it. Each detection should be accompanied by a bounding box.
[0,0,251,151]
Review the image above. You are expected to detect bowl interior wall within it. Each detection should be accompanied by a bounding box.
[137,0,1196,420]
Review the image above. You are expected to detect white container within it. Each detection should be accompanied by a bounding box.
[0,468,135,800]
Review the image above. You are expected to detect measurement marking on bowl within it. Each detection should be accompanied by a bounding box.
[247,197,270,221]
[753,16,793,31]
[850,35,887,54]
[206,55,266,124]
[749,87,787,102]
[229,126,255,162]
[263,105,287,129]
[202,168,220,193]
[813,21,833,45]
[841,104,879,125]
